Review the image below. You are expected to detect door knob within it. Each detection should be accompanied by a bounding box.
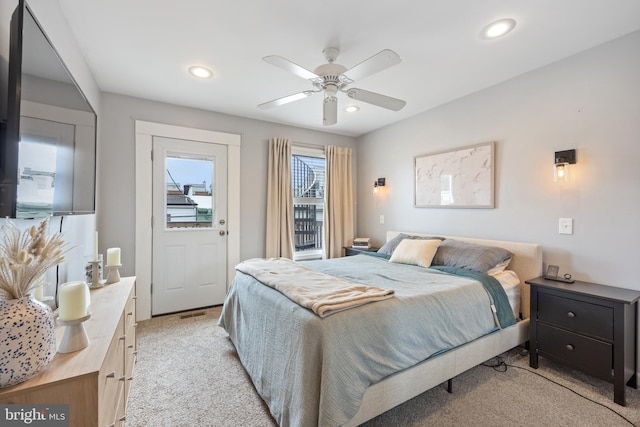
[219,230,226,236]
[219,219,226,225]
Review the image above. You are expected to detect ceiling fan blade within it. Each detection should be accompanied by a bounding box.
[345,88,406,111]
[257,91,315,110]
[263,55,319,80]
[343,49,401,82]
[323,96,338,126]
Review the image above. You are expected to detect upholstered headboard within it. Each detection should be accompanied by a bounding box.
[386,231,543,319]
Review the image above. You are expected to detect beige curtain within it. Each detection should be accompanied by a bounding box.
[324,146,354,259]
[265,138,294,258]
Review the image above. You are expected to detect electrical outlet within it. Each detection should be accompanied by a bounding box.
[559,218,573,235]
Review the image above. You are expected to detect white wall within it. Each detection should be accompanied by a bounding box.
[99,92,357,277]
[357,31,640,290]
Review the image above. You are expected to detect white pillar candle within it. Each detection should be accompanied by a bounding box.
[33,275,45,301]
[34,285,44,301]
[59,281,90,321]
[106,247,121,266]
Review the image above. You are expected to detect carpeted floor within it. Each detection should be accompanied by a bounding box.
[126,307,639,427]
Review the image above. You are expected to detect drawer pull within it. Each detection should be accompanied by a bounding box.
[133,351,138,356]
[128,376,134,381]
[119,416,126,422]
[119,335,126,341]
[119,375,126,381]
[128,344,134,349]
[567,311,576,318]
[566,344,574,351]
[106,371,116,378]
[127,311,134,316]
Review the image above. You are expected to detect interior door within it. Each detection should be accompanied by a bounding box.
[151,136,227,315]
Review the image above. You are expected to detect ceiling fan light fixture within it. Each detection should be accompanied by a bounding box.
[324,83,339,96]
[480,18,516,40]
[188,66,213,79]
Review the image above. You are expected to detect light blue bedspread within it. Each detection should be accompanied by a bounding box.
[218,255,512,426]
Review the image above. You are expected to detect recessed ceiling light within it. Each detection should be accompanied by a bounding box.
[344,105,360,113]
[480,18,516,40]
[188,66,213,79]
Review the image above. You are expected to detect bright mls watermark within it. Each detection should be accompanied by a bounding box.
[1,405,69,426]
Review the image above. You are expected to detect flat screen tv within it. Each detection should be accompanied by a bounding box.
[0,0,97,218]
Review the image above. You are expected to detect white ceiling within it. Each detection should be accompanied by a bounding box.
[56,0,640,137]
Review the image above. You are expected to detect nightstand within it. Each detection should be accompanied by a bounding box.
[344,246,380,256]
[526,276,640,406]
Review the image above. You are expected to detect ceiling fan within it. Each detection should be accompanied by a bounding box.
[258,47,406,126]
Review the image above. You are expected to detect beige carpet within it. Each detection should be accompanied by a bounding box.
[126,307,639,427]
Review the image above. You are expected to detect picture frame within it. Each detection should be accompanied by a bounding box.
[545,265,559,278]
[414,142,495,208]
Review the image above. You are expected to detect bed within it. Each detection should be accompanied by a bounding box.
[218,231,542,426]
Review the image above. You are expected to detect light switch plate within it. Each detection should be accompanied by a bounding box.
[379,215,385,224]
[559,218,573,235]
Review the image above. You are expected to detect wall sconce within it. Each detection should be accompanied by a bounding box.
[553,149,576,182]
[373,178,386,194]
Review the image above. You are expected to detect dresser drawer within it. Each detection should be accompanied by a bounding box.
[125,293,136,331]
[537,292,613,340]
[99,315,125,426]
[125,292,136,376]
[537,323,612,381]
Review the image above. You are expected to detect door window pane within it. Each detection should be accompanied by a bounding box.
[165,155,214,228]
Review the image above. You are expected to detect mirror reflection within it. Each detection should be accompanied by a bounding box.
[16,4,96,218]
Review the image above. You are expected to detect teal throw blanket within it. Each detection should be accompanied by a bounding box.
[431,266,516,328]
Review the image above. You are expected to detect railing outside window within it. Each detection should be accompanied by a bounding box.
[292,153,325,258]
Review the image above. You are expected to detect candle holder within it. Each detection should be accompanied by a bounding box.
[85,255,105,288]
[105,264,122,284]
[57,312,91,353]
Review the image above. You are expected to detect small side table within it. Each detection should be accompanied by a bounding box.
[526,276,640,406]
[344,246,380,257]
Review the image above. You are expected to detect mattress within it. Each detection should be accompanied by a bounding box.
[493,269,521,318]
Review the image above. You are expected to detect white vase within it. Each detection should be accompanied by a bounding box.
[0,295,57,388]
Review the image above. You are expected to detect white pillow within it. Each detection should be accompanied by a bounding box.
[389,238,441,268]
[487,257,513,276]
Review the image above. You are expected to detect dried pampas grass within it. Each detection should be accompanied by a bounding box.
[0,218,68,300]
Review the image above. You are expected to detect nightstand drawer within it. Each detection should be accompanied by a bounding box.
[537,324,612,381]
[537,292,613,340]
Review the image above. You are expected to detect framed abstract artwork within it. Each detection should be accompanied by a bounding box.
[414,142,495,208]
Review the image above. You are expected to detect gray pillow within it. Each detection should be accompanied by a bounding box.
[377,233,444,256]
[431,239,513,273]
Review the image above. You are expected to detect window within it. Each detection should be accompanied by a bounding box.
[165,155,214,228]
[292,146,325,260]
[17,140,57,217]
